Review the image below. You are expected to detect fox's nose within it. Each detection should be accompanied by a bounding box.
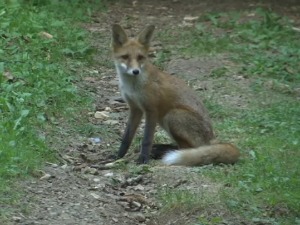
[132,69,140,75]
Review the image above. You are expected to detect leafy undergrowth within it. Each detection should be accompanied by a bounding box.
[1,2,299,224]
[0,0,103,216]
[157,9,300,225]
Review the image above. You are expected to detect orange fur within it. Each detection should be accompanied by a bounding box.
[112,24,240,166]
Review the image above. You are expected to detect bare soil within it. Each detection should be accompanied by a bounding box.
[6,1,300,225]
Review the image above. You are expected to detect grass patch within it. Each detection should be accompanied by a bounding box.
[158,8,300,224]
[171,8,300,87]
[214,99,300,221]
[0,0,104,217]
[156,177,245,225]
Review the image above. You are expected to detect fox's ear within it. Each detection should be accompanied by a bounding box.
[112,24,128,48]
[137,25,155,48]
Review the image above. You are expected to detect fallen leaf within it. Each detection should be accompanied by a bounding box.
[127,201,142,211]
[82,166,98,175]
[61,154,76,164]
[73,163,88,171]
[12,216,22,222]
[94,111,110,119]
[104,172,114,177]
[39,31,53,39]
[182,21,194,27]
[292,27,300,32]
[126,175,143,186]
[183,16,199,22]
[61,164,68,169]
[84,76,97,82]
[40,173,52,180]
[103,120,119,125]
[93,178,101,182]
[119,193,150,205]
[132,213,146,222]
[105,107,112,112]
[3,71,15,81]
[112,217,119,222]
[90,193,100,199]
[134,184,145,191]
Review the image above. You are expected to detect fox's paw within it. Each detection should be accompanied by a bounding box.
[162,151,181,165]
[137,154,149,164]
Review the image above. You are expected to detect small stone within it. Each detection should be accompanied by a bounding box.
[104,172,114,177]
[83,167,98,175]
[90,70,99,74]
[89,137,101,144]
[134,184,145,191]
[12,216,22,222]
[93,178,101,182]
[105,107,112,112]
[61,164,68,169]
[132,213,146,222]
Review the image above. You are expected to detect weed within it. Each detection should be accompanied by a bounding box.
[160,188,203,209]
[157,8,300,224]
[174,8,300,87]
[0,0,104,217]
[153,50,172,69]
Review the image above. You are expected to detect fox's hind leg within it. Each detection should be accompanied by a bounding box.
[161,109,214,149]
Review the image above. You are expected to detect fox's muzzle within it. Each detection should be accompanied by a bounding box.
[132,69,140,75]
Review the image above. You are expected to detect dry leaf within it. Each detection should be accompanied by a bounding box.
[292,27,300,32]
[132,1,138,7]
[40,173,52,180]
[4,71,15,81]
[90,193,100,200]
[105,107,112,112]
[39,31,53,39]
[12,216,22,222]
[103,120,118,125]
[134,184,145,191]
[94,111,110,119]
[132,213,146,222]
[183,16,199,22]
[112,217,119,222]
[84,76,97,82]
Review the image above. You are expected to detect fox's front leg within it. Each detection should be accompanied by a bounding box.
[118,106,143,158]
[138,112,157,164]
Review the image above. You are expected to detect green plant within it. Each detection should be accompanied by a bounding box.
[156,8,300,224]
[0,0,104,217]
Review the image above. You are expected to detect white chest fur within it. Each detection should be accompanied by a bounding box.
[115,64,147,107]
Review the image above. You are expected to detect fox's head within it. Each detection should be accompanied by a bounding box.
[112,24,155,76]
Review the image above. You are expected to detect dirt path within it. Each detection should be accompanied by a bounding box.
[7,1,300,225]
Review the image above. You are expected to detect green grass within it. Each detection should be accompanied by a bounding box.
[179,9,300,86]
[214,100,300,221]
[0,0,103,216]
[1,2,299,224]
[158,8,300,225]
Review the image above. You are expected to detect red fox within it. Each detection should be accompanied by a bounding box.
[112,24,240,166]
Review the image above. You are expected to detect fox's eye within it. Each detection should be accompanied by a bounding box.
[137,54,145,60]
[121,55,129,60]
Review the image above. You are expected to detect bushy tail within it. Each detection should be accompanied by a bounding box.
[162,143,240,166]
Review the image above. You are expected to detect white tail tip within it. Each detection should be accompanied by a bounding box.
[162,151,181,165]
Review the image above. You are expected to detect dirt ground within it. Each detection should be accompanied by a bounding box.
[6,1,300,225]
